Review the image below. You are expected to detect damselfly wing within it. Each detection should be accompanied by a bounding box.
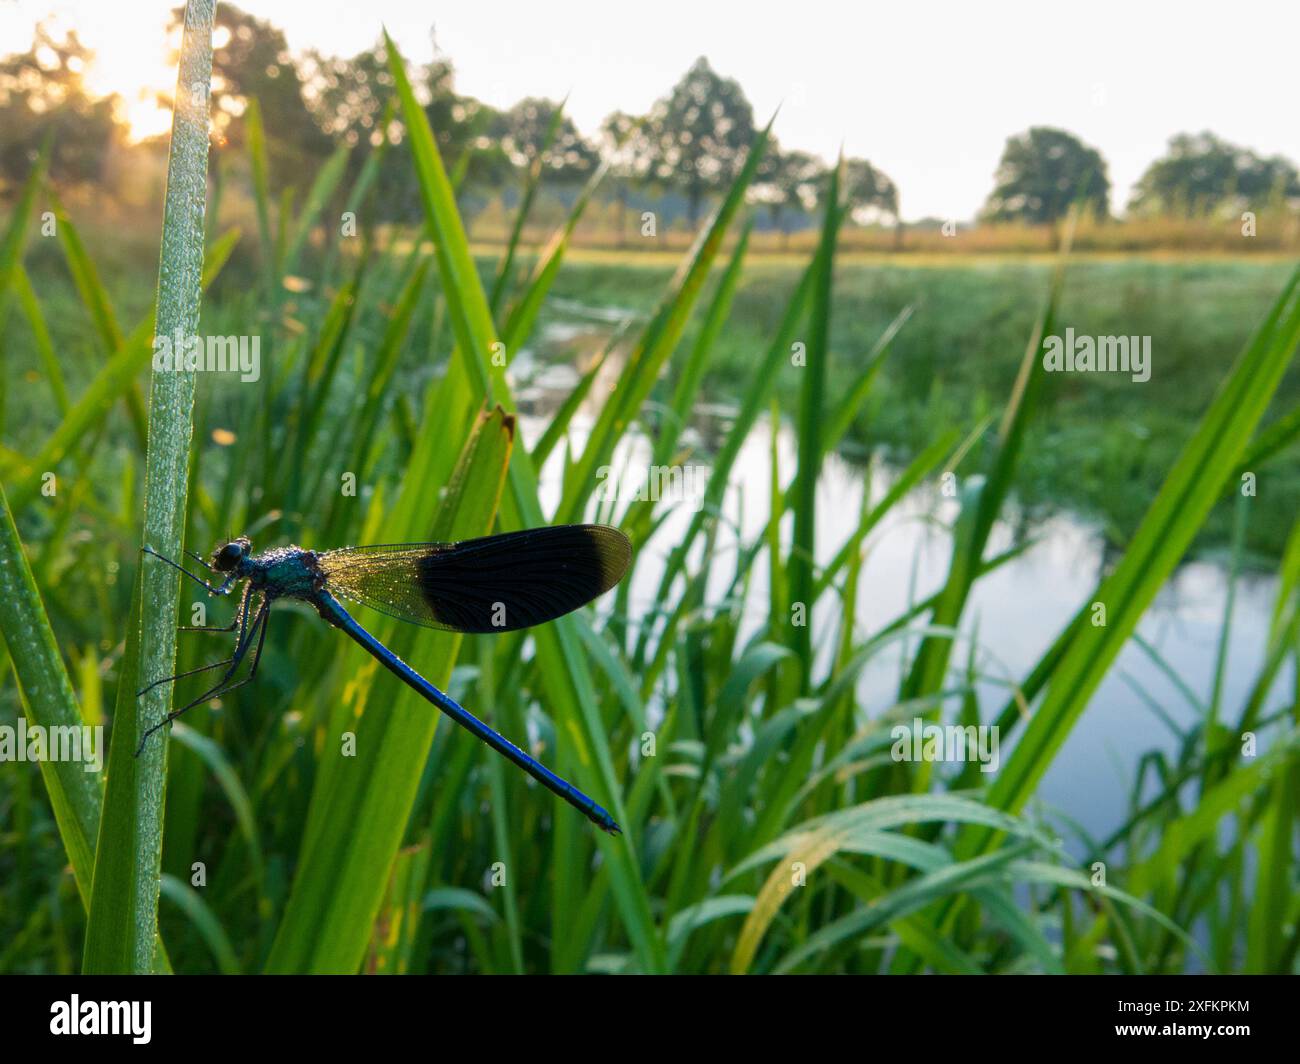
[317,524,631,634]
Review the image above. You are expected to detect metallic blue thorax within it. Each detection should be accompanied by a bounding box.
[244,546,323,600]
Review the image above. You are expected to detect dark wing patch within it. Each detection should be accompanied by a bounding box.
[319,524,632,634]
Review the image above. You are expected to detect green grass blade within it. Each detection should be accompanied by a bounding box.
[631,254,822,675]
[265,408,514,972]
[282,142,351,280]
[82,0,216,975]
[244,96,276,294]
[12,265,69,414]
[47,186,147,448]
[384,32,664,972]
[530,343,611,468]
[902,223,1074,703]
[0,142,48,309]
[1,228,238,513]
[0,482,101,904]
[659,220,753,465]
[488,98,567,314]
[821,303,913,456]
[159,874,240,974]
[500,158,610,351]
[789,157,841,680]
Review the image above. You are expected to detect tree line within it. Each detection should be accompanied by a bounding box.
[2,7,1298,233]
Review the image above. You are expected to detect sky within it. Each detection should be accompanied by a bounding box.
[3,0,1297,221]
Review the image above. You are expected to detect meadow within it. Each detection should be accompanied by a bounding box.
[2,29,1299,976]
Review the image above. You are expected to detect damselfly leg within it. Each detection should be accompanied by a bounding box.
[141,546,236,597]
[137,585,252,696]
[134,580,273,755]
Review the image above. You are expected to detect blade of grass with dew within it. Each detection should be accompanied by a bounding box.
[727,792,1052,972]
[82,0,215,975]
[821,859,993,974]
[769,847,1035,974]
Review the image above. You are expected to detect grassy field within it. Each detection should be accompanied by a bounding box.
[2,30,1299,976]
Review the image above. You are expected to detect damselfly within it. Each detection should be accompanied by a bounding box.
[138,524,632,833]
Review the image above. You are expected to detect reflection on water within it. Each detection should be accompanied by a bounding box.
[515,316,1289,851]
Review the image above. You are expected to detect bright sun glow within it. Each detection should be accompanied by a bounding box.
[0,2,213,142]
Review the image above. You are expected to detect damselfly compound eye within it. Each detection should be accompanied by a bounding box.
[213,541,246,571]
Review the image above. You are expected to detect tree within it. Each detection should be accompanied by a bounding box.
[752,147,824,245]
[0,25,121,191]
[300,41,392,147]
[599,110,650,177]
[172,3,332,176]
[981,126,1109,224]
[418,56,505,188]
[1130,132,1300,216]
[644,57,756,223]
[599,110,650,246]
[842,157,899,223]
[302,39,505,221]
[492,97,597,181]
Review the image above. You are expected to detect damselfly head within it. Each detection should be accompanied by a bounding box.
[212,536,251,572]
